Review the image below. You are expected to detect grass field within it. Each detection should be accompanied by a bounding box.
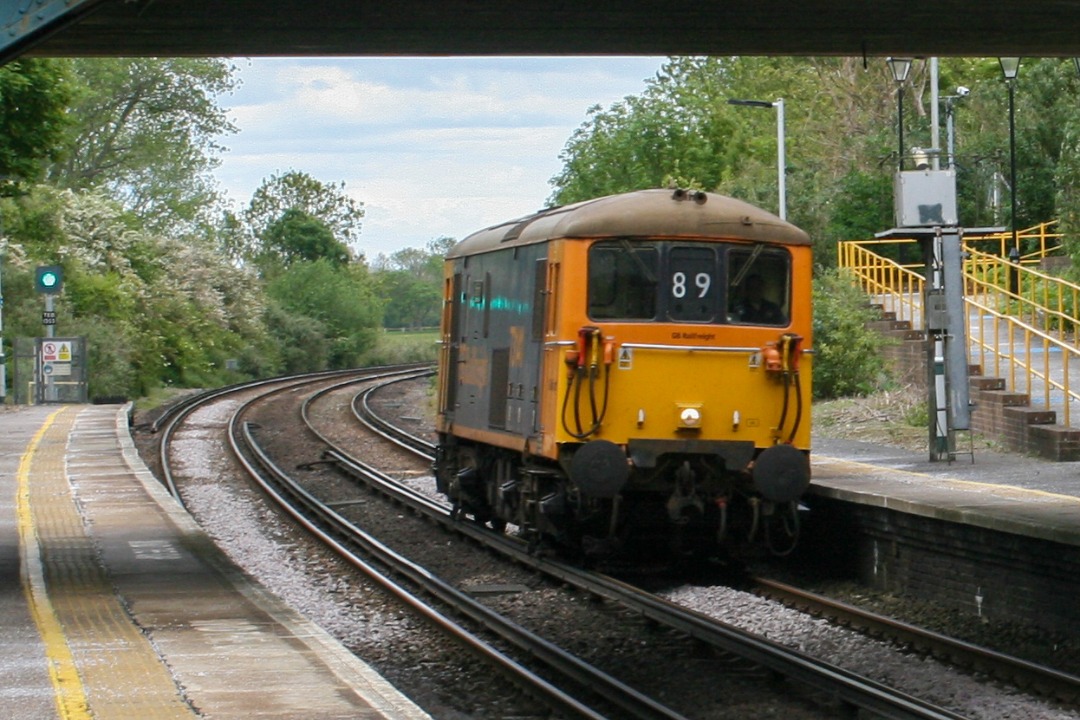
[365,329,440,365]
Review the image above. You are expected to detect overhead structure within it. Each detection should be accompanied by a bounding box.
[6,0,1080,64]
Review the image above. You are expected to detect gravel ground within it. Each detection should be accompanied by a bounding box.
[134,379,1080,719]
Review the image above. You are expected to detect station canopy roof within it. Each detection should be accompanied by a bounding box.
[6,0,1080,63]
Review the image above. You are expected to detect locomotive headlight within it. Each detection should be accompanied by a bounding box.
[677,404,703,429]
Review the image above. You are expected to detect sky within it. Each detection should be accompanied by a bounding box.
[213,57,667,260]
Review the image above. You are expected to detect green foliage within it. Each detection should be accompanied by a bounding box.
[826,170,894,244]
[257,208,351,277]
[548,56,1080,264]
[549,56,888,241]
[12,53,1080,406]
[265,259,382,370]
[46,58,238,233]
[550,57,743,206]
[370,237,453,329]
[0,59,73,184]
[811,268,892,398]
[244,170,365,258]
[261,301,331,374]
[0,59,383,401]
[1,185,268,397]
[904,400,929,428]
[80,317,138,399]
[375,270,442,329]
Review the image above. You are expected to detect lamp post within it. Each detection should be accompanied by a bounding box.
[887,57,913,171]
[999,57,1021,254]
[942,87,969,171]
[727,98,786,220]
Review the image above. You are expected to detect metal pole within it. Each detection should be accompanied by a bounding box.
[44,294,54,402]
[1007,79,1018,252]
[775,98,786,221]
[945,99,956,170]
[930,58,940,171]
[897,86,904,171]
[0,240,5,403]
[726,98,786,220]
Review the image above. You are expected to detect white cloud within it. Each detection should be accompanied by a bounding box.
[215,57,664,257]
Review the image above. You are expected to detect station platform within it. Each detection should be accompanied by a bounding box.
[0,403,431,720]
[810,434,1080,546]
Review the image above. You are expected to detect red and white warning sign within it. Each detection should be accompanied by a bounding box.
[41,341,72,363]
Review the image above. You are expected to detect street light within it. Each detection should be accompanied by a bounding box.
[887,57,913,171]
[727,98,786,220]
[999,57,1021,253]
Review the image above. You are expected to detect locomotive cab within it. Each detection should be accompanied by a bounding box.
[435,189,812,562]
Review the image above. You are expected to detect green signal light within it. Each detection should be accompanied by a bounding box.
[35,265,64,294]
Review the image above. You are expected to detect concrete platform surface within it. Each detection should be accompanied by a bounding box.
[0,404,431,720]
[811,434,1080,546]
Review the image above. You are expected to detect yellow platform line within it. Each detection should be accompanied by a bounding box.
[18,407,195,719]
[17,406,91,720]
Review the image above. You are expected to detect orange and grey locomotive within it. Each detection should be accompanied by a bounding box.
[434,188,813,559]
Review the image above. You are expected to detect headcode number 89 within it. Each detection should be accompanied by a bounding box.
[672,272,711,299]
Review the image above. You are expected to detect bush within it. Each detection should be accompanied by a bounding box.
[812,268,893,398]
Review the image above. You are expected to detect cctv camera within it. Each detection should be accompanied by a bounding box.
[956,86,971,97]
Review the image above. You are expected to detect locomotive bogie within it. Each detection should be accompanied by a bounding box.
[435,189,814,560]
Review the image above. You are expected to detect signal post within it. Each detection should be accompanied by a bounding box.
[878,164,980,461]
[30,265,87,404]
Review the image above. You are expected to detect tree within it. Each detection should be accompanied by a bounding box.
[547,56,1080,269]
[1,184,268,396]
[371,237,454,329]
[258,208,351,275]
[45,58,238,233]
[265,259,382,370]
[244,170,365,258]
[549,56,863,261]
[0,59,73,185]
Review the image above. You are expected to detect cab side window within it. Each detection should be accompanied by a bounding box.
[728,250,790,326]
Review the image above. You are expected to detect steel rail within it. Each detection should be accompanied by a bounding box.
[158,365,674,718]
[755,577,1080,704]
[329,377,969,720]
[237,423,687,720]
[351,373,436,459]
[155,369,361,500]
[363,369,1079,711]
[153,363,433,500]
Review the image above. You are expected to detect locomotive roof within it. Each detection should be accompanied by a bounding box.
[446,189,811,259]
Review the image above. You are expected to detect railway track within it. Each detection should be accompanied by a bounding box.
[150,365,1080,719]
[345,374,985,720]
[158,367,691,719]
[754,577,1080,704]
[356,374,1080,706]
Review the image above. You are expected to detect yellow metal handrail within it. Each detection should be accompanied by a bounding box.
[836,240,925,328]
[965,220,1063,263]
[838,222,1079,426]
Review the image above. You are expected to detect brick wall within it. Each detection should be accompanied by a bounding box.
[802,495,1080,633]
[866,305,1080,461]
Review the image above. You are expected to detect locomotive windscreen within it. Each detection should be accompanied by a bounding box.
[587,239,791,326]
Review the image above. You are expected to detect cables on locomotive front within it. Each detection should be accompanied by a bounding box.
[766,332,804,444]
[561,326,613,440]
